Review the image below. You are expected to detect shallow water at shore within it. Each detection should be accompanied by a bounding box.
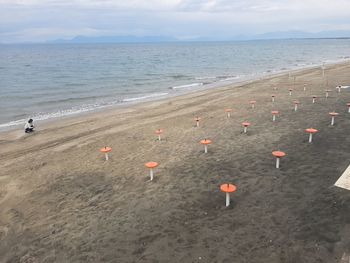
[1,39,350,129]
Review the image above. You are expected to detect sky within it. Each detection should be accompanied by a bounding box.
[1,0,350,43]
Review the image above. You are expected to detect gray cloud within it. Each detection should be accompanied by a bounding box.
[1,0,350,43]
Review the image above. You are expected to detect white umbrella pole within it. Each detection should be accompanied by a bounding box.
[276,158,280,168]
[150,169,154,181]
[226,193,230,207]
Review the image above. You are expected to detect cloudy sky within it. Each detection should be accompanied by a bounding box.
[1,0,350,43]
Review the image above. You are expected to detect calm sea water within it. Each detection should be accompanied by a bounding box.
[1,39,350,129]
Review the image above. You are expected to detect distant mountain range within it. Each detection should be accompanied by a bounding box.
[49,30,350,44]
[51,35,177,43]
[250,30,350,40]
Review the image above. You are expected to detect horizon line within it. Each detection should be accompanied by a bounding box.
[1,36,350,45]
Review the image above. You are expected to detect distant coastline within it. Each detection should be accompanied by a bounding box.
[52,36,350,44]
[1,30,350,45]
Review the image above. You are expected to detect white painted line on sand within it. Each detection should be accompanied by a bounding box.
[335,165,350,190]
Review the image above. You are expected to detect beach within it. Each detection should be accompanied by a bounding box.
[2,40,350,130]
[0,62,350,262]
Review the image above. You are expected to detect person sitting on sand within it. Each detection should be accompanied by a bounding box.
[24,119,35,133]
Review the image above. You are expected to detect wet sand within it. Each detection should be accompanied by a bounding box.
[0,63,350,262]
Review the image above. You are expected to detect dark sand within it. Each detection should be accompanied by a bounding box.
[0,63,350,262]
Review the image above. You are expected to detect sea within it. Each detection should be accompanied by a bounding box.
[1,39,350,130]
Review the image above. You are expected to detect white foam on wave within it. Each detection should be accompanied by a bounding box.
[122,92,169,102]
[195,76,217,80]
[0,92,169,129]
[0,106,98,129]
[219,76,240,82]
[0,119,28,129]
[171,83,204,89]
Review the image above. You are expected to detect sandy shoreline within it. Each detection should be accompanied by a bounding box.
[0,62,350,262]
[0,59,346,135]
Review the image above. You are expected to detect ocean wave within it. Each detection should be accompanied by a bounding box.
[218,76,240,82]
[0,119,29,129]
[64,83,87,87]
[0,106,95,129]
[195,76,217,80]
[122,92,169,102]
[171,83,204,89]
[168,74,190,80]
[0,92,169,129]
[35,95,105,106]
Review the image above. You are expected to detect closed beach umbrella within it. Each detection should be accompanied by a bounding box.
[250,100,256,109]
[293,100,299,112]
[271,111,279,122]
[155,129,163,141]
[242,122,251,133]
[225,109,232,118]
[305,128,318,143]
[145,162,159,181]
[200,139,212,153]
[195,116,201,127]
[220,183,237,207]
[100,146,112,161]
[329,112,339,126]
[272,151,286,168]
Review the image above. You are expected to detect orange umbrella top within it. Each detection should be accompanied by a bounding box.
[225,108,233,112]
[155,129,163,135]
[200,139,212,145]
[329,112,339,116]
[100,146,112,153]
[272,151,286,158]
[293,100,300,104]
[145,162,159,169]
[305,128,318,133]
[271,110,279,115]
[250,100,256,104]
[242,122,251,127]
[220,183,237,193]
